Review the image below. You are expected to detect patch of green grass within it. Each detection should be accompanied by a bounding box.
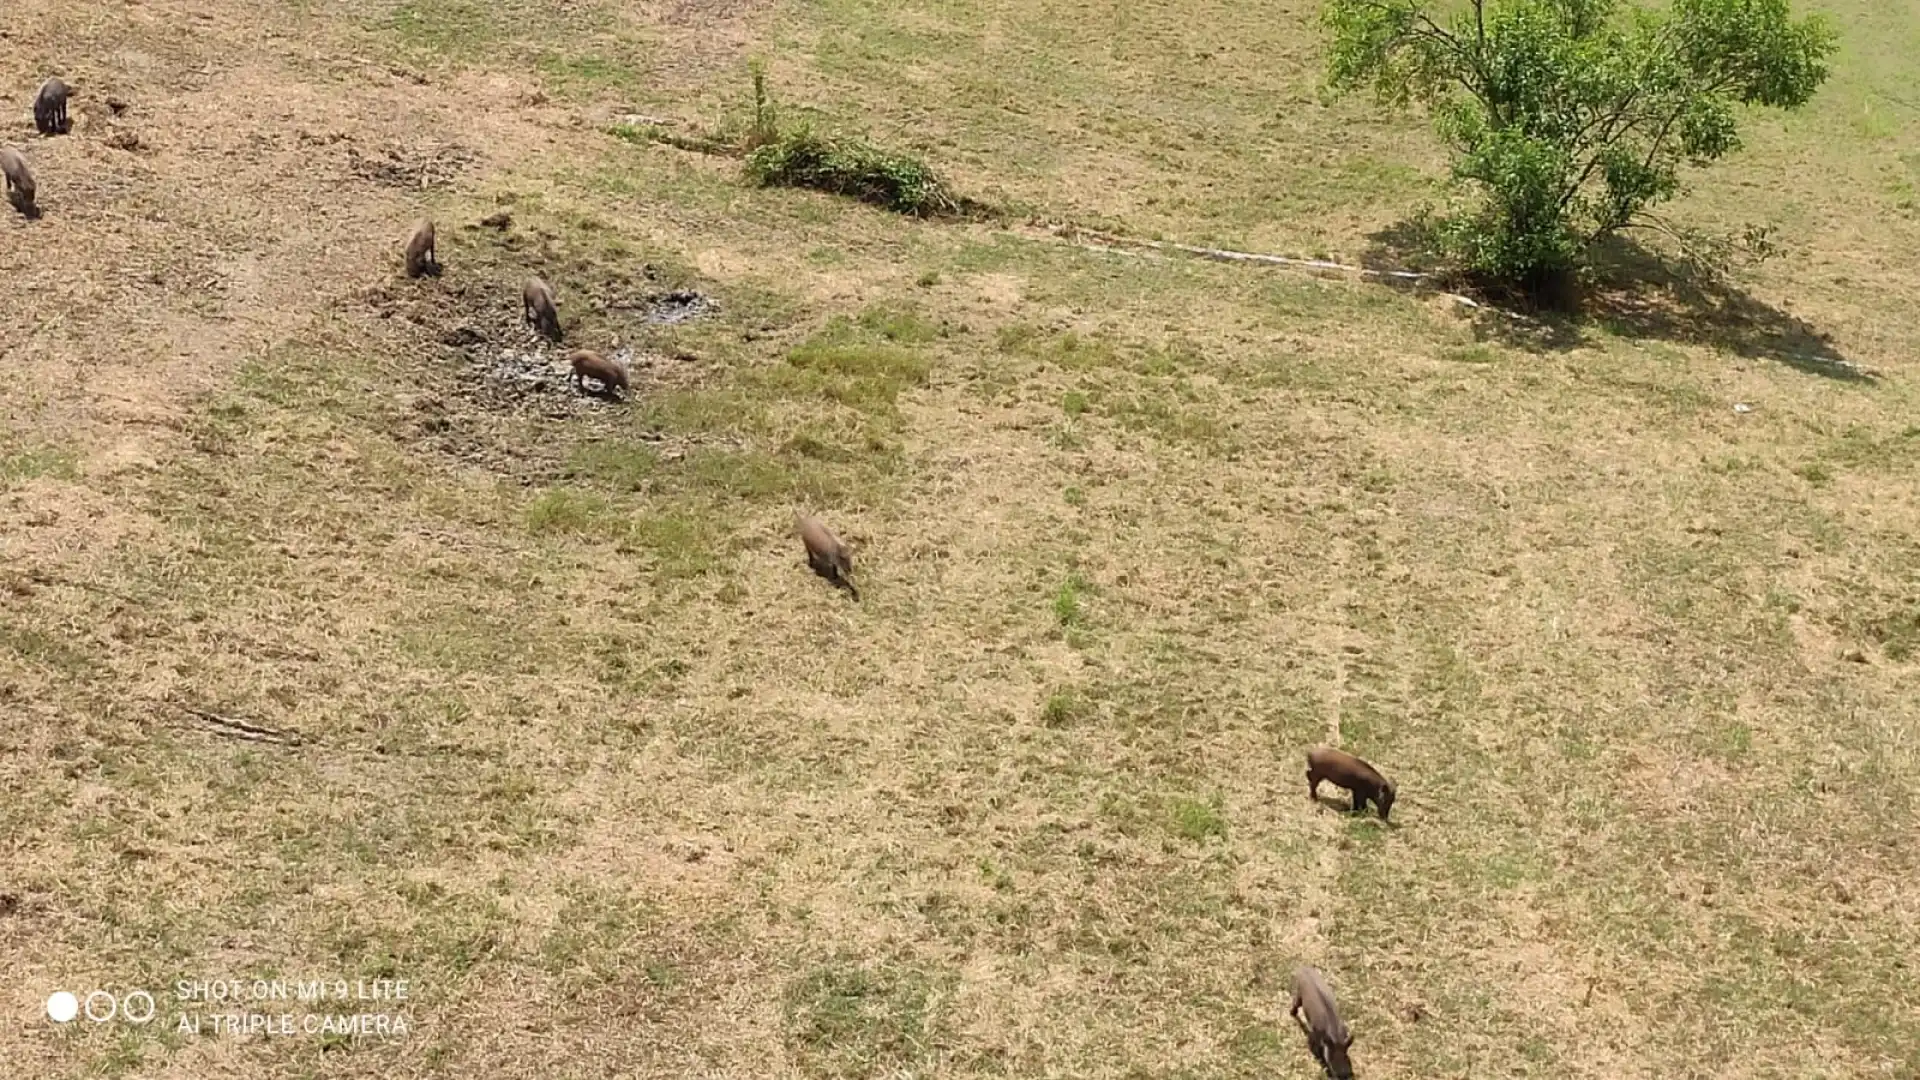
[996,324,1208,382]
[1869,608,1919,662]
[660,445,881,507]
[392,603,533,677]
[608,122,742,157]
[782,959,950,1077]
[382,0,612,61]
[1607,371,1717,416]
[91,1028,156,1077]
[1851,100,1899,141]
[781,430,859,463]
[784,328,933,416]
[569,442,662,492]
[1226,1022,1290,1067]
[525,488,620,536]
[535,49,646,95]
[641,386,773,440]
[1104,391,1226,447]
[1053,572,1089,628]
[997,325,1125,371]
[1040,688,1085,727]
[787,342,932,386]
[593,643,691,696]
[1131,340,1205,378]
[1720,721,1754,758]
[594,323,912,506]
[1794,462,1834,486]
[230,343,361,415]
[390,882,511,975]
[383,0,512,56]
[1440,343,1500,364]
[0,618,94,678]
[1819,422,1920,471]
[473,769,575,853]
[539,882,664,996]
[1168,792,1228,842]
[1061,390,1090,417]
[677,448,809,501]
[621,509,729,579]
[977,857,1015,892]
[0,444,79,485]
[854,304,945,344]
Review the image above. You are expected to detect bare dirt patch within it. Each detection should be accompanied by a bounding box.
[342,135,479,190]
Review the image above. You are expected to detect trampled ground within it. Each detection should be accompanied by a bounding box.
[2,0,1916,1076]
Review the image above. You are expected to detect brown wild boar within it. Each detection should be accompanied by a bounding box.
[522,276,561,340]
[403,218,438,277]
[34,78,71,135]
[567,349,628,399]
[1289,966,1354,1079]
[796,512,858,599]
[1306,745,1395,820]
[1,148,35,214]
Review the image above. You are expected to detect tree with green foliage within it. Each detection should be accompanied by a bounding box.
[1321,0,1837,291]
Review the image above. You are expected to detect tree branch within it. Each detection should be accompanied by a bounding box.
[1558,14,1752,225]
[1414,10,1499,122]
[1339,0,1494,113]
[1554,89,1653,216]
[1633,100,1687,181]
[1569,86,1642,159]
[1574,101,1690,243]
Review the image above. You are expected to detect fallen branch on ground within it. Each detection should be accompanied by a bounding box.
[178,705,305,746]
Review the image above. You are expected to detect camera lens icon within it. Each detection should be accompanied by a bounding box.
[47,989,156,1025]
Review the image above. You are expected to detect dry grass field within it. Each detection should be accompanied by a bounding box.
[3,0,1917,1076]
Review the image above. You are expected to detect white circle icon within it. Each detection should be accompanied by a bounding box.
[47,991,79,1023]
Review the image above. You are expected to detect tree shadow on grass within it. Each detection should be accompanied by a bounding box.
[1360,219,1450,274]
[1361,223,1878,383]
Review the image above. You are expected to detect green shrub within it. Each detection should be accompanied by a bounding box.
[621,61,978,217]
[1323,0,1836,291]
[745,126,961,216]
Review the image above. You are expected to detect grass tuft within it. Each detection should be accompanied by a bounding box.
[783,959,949,1076]
[1169,793,1228,842]
[1053,572,1089,629]
[1040,688,1085,727]
[1870,608,1920,662]
[0,444,80,485]
[525,489,619,536]
[784,317,936,416]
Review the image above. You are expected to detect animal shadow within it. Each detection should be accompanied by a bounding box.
[1312,793,1398,829]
